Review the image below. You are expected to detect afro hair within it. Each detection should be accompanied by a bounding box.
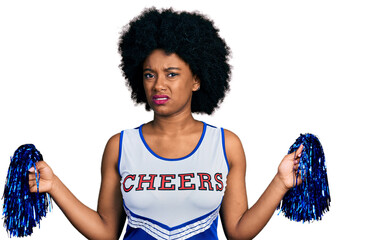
[118,7,231,115]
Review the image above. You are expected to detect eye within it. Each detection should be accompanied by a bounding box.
[167,72,178,78]
[144,73,154,79]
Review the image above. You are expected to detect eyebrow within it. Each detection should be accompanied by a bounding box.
[143,67,181,72]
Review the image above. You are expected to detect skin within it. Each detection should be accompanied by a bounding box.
[29,49,303,240]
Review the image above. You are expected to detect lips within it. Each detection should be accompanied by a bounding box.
[152,95,170,105]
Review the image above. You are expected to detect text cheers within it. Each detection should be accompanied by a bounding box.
[122,173,224,192]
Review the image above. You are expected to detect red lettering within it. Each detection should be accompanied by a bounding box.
[122,174,136,192]
[136,174,157,191]
[178,173,195,190]
[198,173,214,191]
[214,173,223,191]
[159,174,176,190]
[123,173,222,192]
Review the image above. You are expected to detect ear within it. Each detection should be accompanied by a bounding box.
[192,75,201,92]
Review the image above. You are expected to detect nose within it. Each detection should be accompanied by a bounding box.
[153,74,167,92]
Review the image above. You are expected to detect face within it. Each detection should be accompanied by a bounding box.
[143,49,200,117]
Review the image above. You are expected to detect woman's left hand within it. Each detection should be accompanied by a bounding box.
[276,144,304,190]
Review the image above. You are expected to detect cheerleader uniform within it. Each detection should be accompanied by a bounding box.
[118,122,229,240]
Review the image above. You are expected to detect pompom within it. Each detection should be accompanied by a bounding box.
[2,144,52,237]
[277,134,330,222]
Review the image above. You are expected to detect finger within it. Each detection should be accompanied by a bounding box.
[28,170,39,191]
[29,161,47,177]
[28,172,36,181]
[28,160,45,172]
[29,185,38,193]
[293,163,299,171]
[29,166,41,179]
[29,178,37,192]
[295,173,303,185]
[33,161,43,170]
[288,144,304,161]
[295,144,304,158]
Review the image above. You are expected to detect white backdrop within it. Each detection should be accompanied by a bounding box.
[1,0,375,239]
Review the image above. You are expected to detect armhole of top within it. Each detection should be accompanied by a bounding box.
[221,128,230,172]
[117,130,124,177]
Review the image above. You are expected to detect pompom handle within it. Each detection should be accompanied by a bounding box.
[2,144,52,237]
[277,134,330,222]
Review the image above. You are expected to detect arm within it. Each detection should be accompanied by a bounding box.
[29,134,126,240]
[220,130,302,240]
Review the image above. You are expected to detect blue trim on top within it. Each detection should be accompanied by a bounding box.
[221,128,230,172]
[138,122,207,161]
[123,201,220,231]
[206,123,217,129]
[118,130,124,176]
[123,222,218,240]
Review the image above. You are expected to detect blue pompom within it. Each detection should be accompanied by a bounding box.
[277,134,330,222]
[2,144,52,237]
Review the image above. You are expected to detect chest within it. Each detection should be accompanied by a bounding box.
[120,158,227,228]
[144,134,201,159]
[118,124,229,227]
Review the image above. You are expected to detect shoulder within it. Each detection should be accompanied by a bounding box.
[106,133,121,150]
[222,129,243,152]
[222,129,241,143]
[101,133,121,168]
[222,129,246,169]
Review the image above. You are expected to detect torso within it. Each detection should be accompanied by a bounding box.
[118,122,229,240]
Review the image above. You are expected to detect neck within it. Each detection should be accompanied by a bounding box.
[150,111,199,135]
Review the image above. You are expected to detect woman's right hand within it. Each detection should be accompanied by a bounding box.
[29,161,56,193]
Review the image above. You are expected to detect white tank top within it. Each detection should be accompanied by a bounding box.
[118,122,229,240]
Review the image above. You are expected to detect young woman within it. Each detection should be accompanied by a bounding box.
[29,8,303,240]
